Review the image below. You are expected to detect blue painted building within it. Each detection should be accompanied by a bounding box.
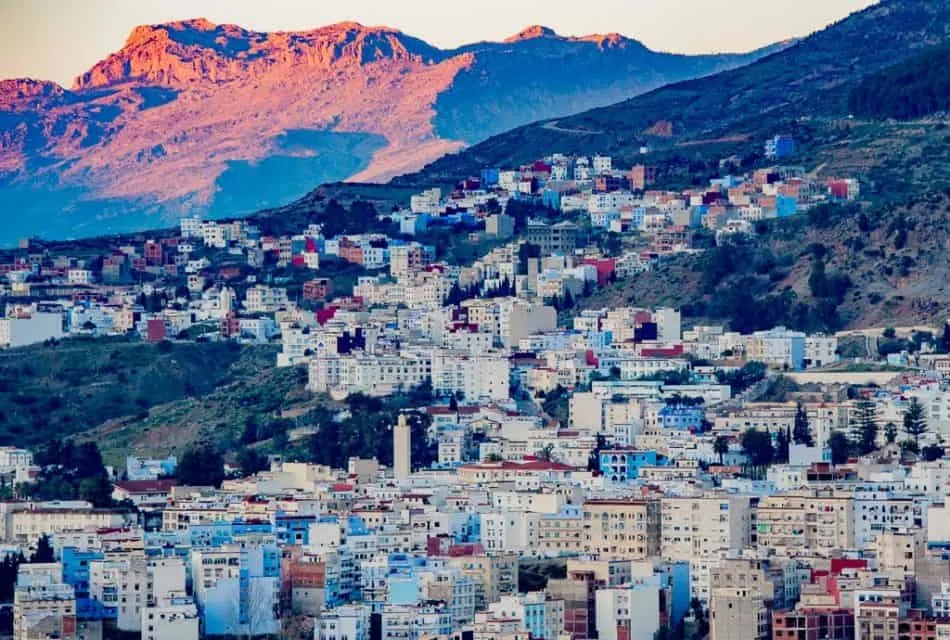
[777,194,798,218]
[690,205,708,227]
[190,520,270,546]
[400,214,428,236]
[765,135,796,159]
[275,514,316,545]
[61,547,105,619]
[710,175,742,190]
[599,449,658,481]
[480,168,500,187]
[541,189,561,210]
[653,561,691,629]
[658,405,705,432]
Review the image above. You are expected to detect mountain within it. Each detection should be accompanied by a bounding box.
[409,0,950,191]
[0,19,782,243]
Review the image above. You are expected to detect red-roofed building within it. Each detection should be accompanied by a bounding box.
[458,460,578,483]
[582,257,616,287]
[145,318,166,343]
[111,479,176,508]
[315,306,337,325]
[638,344,684,358]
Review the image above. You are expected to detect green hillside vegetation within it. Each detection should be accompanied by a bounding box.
[575,192,950,330]
[0,338,276,452]
[849,42,950,120]
[85,360,312,467]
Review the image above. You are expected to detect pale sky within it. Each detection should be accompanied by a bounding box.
[1,0,877,87]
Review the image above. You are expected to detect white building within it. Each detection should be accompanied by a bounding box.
[0,312,64,348]
[191,545,280,637]
[179,216,203,238]
[244,285,289,314]
[67,269,94,285]
[14,564,76,640]
[410,188,442,215]
[592,155,612,174]
[89,555,147,632]
[480,512,540,553]
[0,447,34,483]
[316,604,371,640]
[661,494,753,602]
[804,334,838,368]
[595,582,661,640]
[431,351,511,402]
[142,594,199,640]
[393,414,411,480]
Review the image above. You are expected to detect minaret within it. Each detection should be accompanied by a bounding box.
[393,413,411,480]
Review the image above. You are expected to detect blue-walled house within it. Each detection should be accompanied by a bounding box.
[658,405,705,432]
[599,449,659,481]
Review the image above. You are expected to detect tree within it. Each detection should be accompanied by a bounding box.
[903,398,928,447]
[237,449,269,477]
[941,323,950,354]
[922,443,945,462]
[714,436,730,466]
[0,551,25,601]
[775,427,791,464]
[852,399,879,455]
[901,439,920,457]
[75,442,107,479]
[31,534,55,563]
[690,597,709,639]
[793,403,814,446]
[536,444,555,462]
[271,429,290,452]
[828,431,851,465]
[715,362,767,395]
[562,289,574,309]
[884,422,899,444]
[177,445,225,487]
[603,232,623,257]
[78,474,113,508]
[588,433,608,472]
[740,429,774,469]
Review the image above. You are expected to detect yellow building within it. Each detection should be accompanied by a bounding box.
[582,499,660,559]
[537,513,587,555]
[12,506,132,547]
[447,553,518,611]
[756,490,854,557]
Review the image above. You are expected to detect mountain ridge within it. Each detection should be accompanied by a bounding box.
[0,18,787,243]
[407,0,950,187]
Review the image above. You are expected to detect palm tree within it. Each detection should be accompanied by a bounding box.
[713,436,730,465]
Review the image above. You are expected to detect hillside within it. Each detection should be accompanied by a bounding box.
[577,192,950,331]
[0,19,780,244]
[407,0,950,194]
[848,41,950,119]
[0,339,296,462]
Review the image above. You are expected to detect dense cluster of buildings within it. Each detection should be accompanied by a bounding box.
[6,141,950,640]
[398,145,861,256]
[7,382,950,640]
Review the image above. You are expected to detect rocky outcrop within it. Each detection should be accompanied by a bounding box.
[0,18,783,239]
[72,19,445,89]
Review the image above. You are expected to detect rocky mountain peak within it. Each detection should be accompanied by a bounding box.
[504,25,559,43]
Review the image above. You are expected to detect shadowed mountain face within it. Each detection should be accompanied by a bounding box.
[408,0,950,184]
[0,18,783,243]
